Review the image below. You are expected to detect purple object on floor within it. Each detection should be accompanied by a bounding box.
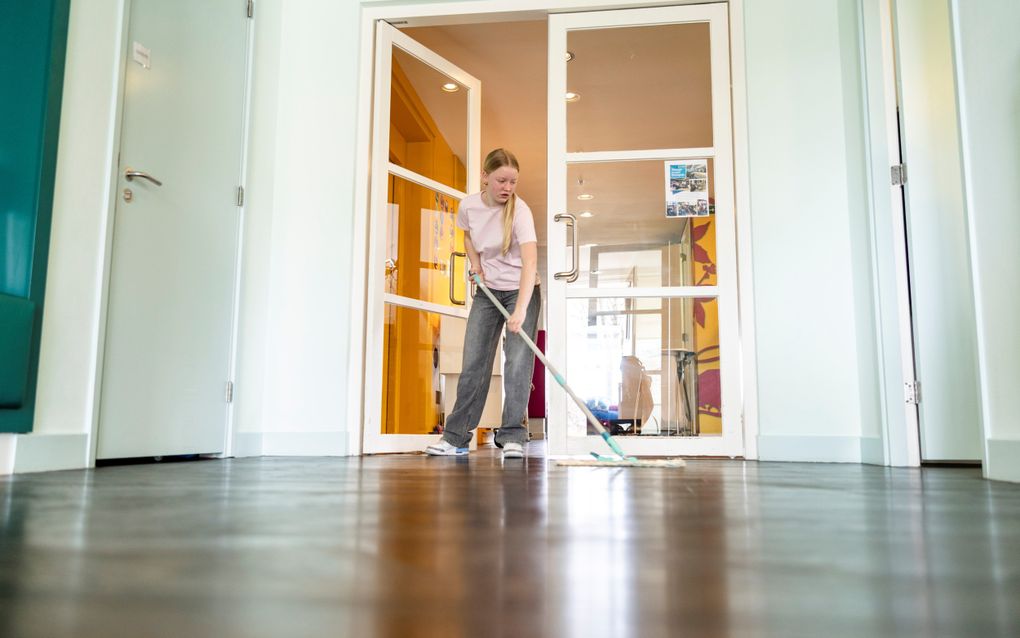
[527,330,546,418]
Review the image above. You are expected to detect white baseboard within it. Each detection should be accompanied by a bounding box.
[231,432,264,457]
[859,436,885,465]
[985,438,1020,483]
[261,431,349,457]
[757,435,862,463]
[12,433,90,473]
[0,434,16,475]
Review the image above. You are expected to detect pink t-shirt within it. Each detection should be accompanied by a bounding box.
[457,192,538,291]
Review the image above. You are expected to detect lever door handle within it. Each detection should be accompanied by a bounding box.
[124,168,163,186]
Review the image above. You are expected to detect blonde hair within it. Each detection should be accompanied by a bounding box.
[483,148,520,254]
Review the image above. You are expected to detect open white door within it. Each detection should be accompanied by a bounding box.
[362,22,481,454]
[892,0,981,462]
[547,5,741,458]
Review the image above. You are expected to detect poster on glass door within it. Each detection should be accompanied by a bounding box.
[664,160,710,218]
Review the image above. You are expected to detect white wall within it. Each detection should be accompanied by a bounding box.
[837,0,886,464]
[742,0,881,462]
[232,0,359,456]
[951,0,1020,483]
[264,0,357,452]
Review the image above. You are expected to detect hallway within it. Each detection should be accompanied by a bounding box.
[1,452,1017,637]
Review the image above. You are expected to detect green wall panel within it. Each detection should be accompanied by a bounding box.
[0,0,70,432]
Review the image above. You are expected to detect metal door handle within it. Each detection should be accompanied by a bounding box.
[553,213,579,282]
[449,251,467,305]
[124,168,163,186]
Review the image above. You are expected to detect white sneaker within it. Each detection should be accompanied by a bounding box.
[425,439,468,456]
[502,442,525,459]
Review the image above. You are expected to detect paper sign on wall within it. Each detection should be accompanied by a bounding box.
[664,160,710,218]
[132,42,151,69]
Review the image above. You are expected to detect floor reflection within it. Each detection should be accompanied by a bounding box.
[0,453,1017,637]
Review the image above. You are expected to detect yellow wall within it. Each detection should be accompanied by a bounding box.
[691,215,721,434]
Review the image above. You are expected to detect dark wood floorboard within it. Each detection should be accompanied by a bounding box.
[1,448,1018,638]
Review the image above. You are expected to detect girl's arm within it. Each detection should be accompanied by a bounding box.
[464,232,482,279]
[507,240,537,334]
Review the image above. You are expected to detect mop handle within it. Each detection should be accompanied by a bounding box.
[470,275,629,459]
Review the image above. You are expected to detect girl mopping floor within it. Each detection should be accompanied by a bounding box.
[425,148,540,460]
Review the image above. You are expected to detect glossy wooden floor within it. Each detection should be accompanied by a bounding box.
[1,447,1018,638]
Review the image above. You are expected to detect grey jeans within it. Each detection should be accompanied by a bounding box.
[441,286,542,448]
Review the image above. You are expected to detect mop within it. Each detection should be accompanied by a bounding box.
[471,274,685,468]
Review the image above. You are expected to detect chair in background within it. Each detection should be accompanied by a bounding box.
[618,355,653,434]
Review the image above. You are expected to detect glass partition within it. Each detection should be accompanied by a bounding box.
[566,22,713,152]
[563,160,717,288]
[564,295,721,437]
[391,46,469,192]
[385,174,468,308]
[382,305,468,435]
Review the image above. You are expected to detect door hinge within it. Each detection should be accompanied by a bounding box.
[236,186,244,207]
[905,380,920,405]
[247,0,254,18]
[225,381,234,403]
[891,164,907,186]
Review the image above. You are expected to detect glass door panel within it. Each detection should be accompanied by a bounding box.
[564,295,722,439]
[385,174,468,309]
[364,22,480,454]
[565,159,718,289]
[390,46,470,192]
[382,304,467,436]
[548,5,739,458]
[567,22,713,152]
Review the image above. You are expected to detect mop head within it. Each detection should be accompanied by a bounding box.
[555,454,686,468]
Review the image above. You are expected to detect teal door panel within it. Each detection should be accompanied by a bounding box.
[0,0,70,432]
[0,294,35,409]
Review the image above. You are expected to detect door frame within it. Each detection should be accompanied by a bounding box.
[856,0,988,468]
[870,0,922,466]
[857,0,986,468]
[87,0,256,465]
[885,0,983,464]
[349,0,759,458]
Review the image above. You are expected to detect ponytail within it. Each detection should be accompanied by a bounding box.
[501,193,517,255]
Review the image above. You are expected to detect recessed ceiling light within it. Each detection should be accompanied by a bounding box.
[577,193,593,201]
[565,91,581,103]
[566,51,575,62]
[590,270,601,275]
[441,82,460,93]
[579,211,594,218]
